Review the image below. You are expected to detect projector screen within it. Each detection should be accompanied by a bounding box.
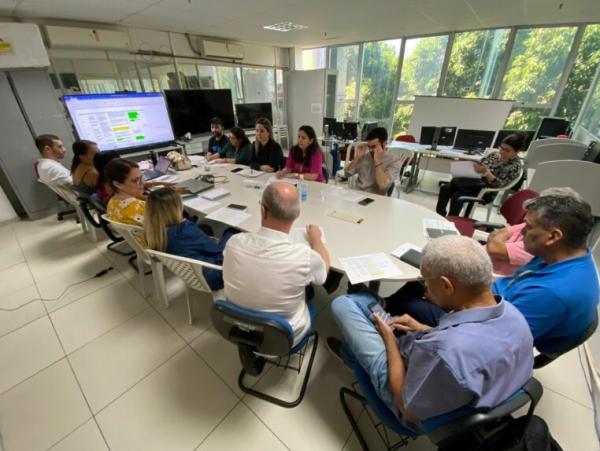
[63,93,175,152]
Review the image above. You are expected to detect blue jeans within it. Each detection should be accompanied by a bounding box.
[331,292,397,417]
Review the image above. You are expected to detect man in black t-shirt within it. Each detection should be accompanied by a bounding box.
[207,117,229,156]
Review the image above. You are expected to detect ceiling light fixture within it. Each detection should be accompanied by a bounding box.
[263,21,308,32]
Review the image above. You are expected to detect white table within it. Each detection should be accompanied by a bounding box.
[170,163,448,282]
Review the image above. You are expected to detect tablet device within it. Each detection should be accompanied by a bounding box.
[399,249,422,268]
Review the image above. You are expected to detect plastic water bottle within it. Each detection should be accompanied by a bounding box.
[299,180,308,202]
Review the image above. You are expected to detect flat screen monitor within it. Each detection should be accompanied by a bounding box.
[342,122,358,140]
[63,93,175,153]
[536,117,570,140]
[360,122,378,140]
[493,129,536,151]
[235,102,273,129]
[419,126,457,146]
[453,129,495,152]
[323,117,337,134]
[164,89,235,137]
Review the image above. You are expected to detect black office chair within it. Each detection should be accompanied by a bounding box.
[340,362,544,451]
[534,312,598,369]
[210,299,318,408]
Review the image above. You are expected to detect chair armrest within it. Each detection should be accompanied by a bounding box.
[473,221,505,231]
[456,196,485,206]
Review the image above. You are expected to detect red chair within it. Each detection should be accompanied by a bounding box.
[394,134,416,143]
[447,189,539,237]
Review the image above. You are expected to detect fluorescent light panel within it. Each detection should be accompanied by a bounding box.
[263,21,308,32]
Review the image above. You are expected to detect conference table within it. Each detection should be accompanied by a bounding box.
[164,159,449,283]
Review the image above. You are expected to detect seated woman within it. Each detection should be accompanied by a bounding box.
[276,125,325,182]
[144,187,235,291]
[93,151,120,205]
[435,133,525,217]
[71,140,99,195]
[209,127,253,165]
[249,117,284,172]
[105,159,145,226]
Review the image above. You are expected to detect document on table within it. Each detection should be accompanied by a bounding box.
[205,207,251,227]
[208,162,231,167]
[154,174,179,183]
[267,175,299,185]
[339,253,402,285]
[450,161,481,179]
[189,155,206,165]
[238,168,264,177]
[423,218,459,238]
[183,196,221,213]
[327,187,366,202]
[290,227,326,245]
[202,187,230,200]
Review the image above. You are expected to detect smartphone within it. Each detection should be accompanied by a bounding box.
[358,197,375,206]
[367,301,394,328]
[231,167,243,173]
[399,249,422,268]
[227,203,247,211]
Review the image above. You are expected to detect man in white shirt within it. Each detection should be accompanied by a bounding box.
[35,134,72,187]
[223,182,330,345]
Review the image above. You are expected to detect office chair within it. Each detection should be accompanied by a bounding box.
[534,312,598,369]
[340,363,543,451]
[394,134,416,143]
[210,299,318,408]
[34,160,77,222]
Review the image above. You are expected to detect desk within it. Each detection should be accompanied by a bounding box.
[172,163,446,282]
[388,142,483,193]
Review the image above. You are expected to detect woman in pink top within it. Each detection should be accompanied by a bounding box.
[276,125,325,182]
[486,222,533,275]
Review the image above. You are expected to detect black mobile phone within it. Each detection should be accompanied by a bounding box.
[231,167,243,173]
[358,197,375,206]
[399,249,422,268]
[227,203,247,211]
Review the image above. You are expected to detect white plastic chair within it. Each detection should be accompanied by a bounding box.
[146,249,223,325]
[525,140,587,172]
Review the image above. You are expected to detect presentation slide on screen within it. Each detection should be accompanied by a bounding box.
[64,93,175,151]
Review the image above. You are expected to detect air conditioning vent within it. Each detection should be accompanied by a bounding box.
[45,25,130,51]
[199,39,244,60]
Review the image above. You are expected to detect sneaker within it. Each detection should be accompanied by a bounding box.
[326,337,347,367]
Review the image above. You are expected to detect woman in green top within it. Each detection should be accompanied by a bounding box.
[210,127,253,165]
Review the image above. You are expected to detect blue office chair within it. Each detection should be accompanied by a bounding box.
[340,363,543,450]
[210,299,319,408]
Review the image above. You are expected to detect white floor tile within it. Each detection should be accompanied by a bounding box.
[0,316,64,394]
[47,419,108,451]
[0,241,25,271]
[50,279,149,354]
[157,289,214,343]
[96,347,238,451]
[69,308,186,413]
[196,403,287,451]
[20,229,88,261]
[0,359,91,451]
[0,284,45,337]
[0,262,35,297]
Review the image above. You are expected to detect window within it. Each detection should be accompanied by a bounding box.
[242,67,275,103]
[500,27,577,106]
[215,66,243,104]
[275,69,286,125]
[115,61,142,92]
[179,63,200,89]
[329,45,359,120]
[302,48,326,70]
[556,24,600,122]
[579,68,600,138]
[504,107,551,130]
[444,29,509,98]
[359,39,401,126]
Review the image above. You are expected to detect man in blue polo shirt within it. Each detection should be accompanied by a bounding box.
[328,236,533,431]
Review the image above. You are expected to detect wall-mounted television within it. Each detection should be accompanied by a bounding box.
[164,89,235,137]
[63,92,175,153]
[235,102,273,129]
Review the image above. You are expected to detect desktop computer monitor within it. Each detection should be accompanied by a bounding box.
[342,122,359,140]
[493,129,536,151]
[453,129,495,152]
[535,117,570,140]
[323,117,337,135]
[419,126,457,147]
[235,103,272,129]
[360,121,379,140]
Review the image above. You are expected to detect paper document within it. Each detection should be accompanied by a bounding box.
[238,168,264,177]
[423,218,459,238]
[183,196,221,213]
[154,174,179,183]
[268,175,299,186]
[339,253,402,285]
[202,188,230,200]
[189,155,206,165]
[208,162,231,168]
[391,243,422,259]
[206,207,251,227]
[450,161,481,179]
[290,227,326,245]
[327,187,366,202]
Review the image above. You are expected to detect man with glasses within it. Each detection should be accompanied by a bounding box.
[344,127,402,196]
[222,182,330,346]
[327,235,533,432]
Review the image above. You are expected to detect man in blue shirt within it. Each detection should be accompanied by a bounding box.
[328,236,533,431]
[207,117,229,156]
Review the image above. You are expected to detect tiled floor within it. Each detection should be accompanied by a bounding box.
[0,188,598,451]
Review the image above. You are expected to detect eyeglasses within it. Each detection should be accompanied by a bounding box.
[128,176,144,185]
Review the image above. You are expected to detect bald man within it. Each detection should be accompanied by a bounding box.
[223,182,330,345]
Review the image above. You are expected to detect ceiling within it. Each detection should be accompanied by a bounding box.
[1,0,600,48]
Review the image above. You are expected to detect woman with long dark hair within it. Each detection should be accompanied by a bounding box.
[249,117,284,172]
[276,125,325,182]
[71,140,99,194]
[210,127,253,165]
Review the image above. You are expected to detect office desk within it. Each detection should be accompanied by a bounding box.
[172,163,446,282]
[388,142,483,193]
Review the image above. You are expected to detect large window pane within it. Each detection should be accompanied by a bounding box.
[179,63,200,89]
[359,39,401,125]
[392,103,414,135]
[397,35,449,101]
[504,106,551,130]
[444,29,509,98]
[579,67,600,138]
[215,66,243,104]
[115,61,142,92]
[275,69,287,125]
[500,27,577,105]
[302,48,326,70]
[329,45,359,120]
[556,24,600,122]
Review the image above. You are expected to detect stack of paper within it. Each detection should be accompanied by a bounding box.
[183,196,221,213]
[189,155,206,165]
[327,187,366,202]
[450,161,480,179]
[205,207,251,227]
[339,253,402,285]
[238,168,264,177]
[268,175,299,185]
[202,188,230,200]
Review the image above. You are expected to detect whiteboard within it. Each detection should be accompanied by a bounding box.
[408,96,514,141]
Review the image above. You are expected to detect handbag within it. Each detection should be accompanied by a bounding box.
[166,151,192,171]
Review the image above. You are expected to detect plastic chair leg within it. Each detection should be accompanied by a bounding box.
[150,259,168,308]
[185,286,193,325]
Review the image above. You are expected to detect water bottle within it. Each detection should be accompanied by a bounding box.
[299,179,308,202]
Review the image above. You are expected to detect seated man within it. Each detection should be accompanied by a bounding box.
[35,134,72,187]
[344,127,402,196]
[386,190,598,356]
[206,116,230,159]
[328,235,533,432]
[223,182,330,345]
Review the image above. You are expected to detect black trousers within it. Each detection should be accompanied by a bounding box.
[384,281,445,327]
[435,177,485,217]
